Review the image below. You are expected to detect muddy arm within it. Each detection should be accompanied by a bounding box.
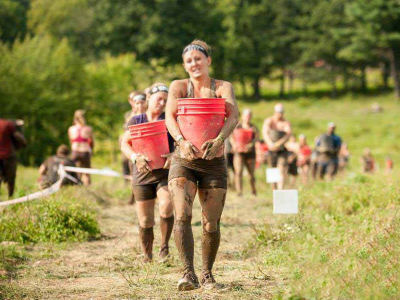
[165,80,185,141]
[218,81,239,140]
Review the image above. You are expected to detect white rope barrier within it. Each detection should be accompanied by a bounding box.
[0,166,132,207]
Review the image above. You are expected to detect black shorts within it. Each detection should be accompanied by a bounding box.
[226,153,234,171]
[132,177,168,201]
[0,156,17,183]
[268,150,289,168]
[169,156,228,190]
[71,151,91,168]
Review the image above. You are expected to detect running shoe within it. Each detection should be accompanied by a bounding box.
[159,246,170,263]
[200,270,217,289]
[177,270,199,291]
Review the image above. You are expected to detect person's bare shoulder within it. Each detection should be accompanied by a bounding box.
[169,79,187,98]
[263,116,273,125]
[215,79,232,91]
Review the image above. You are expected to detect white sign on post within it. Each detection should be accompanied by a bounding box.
[273,190,298,214]
[266,168,282,183]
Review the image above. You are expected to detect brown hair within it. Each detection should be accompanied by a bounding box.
[182,39,212,57]
[56,144,70,156]
[73,110,86,126]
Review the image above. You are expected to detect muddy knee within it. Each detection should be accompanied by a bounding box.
[203,220,219,233]
[139,216,155,228]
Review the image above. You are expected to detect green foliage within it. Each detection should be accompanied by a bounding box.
[0,35,86,165]
[0,192,101,243]
[28,0,95,56]
[0,0,29,44]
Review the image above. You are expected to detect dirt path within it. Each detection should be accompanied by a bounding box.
[12,187,277,299]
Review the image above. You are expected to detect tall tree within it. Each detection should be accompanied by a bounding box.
[344,0,400,99]
[220,0,276,99]
[0,0,30,44]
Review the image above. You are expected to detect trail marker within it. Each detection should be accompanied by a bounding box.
[266,168,282,183]
[273,189,298,214]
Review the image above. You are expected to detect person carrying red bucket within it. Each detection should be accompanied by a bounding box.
[165,40,239,290]
[231,108,258,196]
[121,83,174,263]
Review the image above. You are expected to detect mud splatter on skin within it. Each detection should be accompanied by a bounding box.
[221,190,227,207]
[174,218,196,274]
[184,194,193,205]
[174,177,186,190]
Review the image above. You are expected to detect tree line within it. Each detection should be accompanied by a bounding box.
[1,0,400,164]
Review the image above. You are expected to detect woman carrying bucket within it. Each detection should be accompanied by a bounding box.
[165,40,239,290]
[68,110,93,185]
[231,108,258,196]
[121,83,174,262]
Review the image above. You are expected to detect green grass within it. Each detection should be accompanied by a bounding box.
[0,189,101,244]
[251,172,400,299]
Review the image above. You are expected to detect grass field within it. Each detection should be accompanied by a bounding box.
[1,93,400,299]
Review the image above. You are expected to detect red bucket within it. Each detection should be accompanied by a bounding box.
[177,107,226,115]
[130,131,169,169]
[233,128,253,152]
[129,120,169,169]
[178,98,226,106]
[129,120,165,130]
[177,99,226,158]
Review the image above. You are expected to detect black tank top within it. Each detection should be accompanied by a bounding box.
[186,78,217,98]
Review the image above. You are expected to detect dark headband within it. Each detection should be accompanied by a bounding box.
[182,44,209,57]
[149,85,169,95]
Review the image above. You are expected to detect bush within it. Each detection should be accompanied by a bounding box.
[0,194,101,244]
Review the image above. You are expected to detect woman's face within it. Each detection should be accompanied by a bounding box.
[148,91,168,114]
[134,100,147,114]
[183,50,211,79]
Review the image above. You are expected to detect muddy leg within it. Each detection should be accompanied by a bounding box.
[233,154,244,196]
[157,186,174,258]
[277,156,288,190]
[136,199,156,262]
[169,177,198,290]
[198,188,226,286]
[245,157,257,195]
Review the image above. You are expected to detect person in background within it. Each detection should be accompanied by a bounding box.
[285,135,299,188]
[38,145,79,188]
[68,110,93,186]
[0,118,27,197]
[231,108,258,196]
[361,148,375,174]
[255,140,268,169]
[224,138,235,189]
[338,142,350,173]
[124,91,148,127]
[385,156,394,173]
[297,134,312,185]
[262,103,292,189]
[315,122,342,180]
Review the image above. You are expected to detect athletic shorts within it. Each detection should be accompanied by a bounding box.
[168,157,227,190]
[268,150,289,168]
[132,177,168,201]
[288,160,298,176]
[0,156,17,183]
[226,153,234,171]
[71,151,91,168]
